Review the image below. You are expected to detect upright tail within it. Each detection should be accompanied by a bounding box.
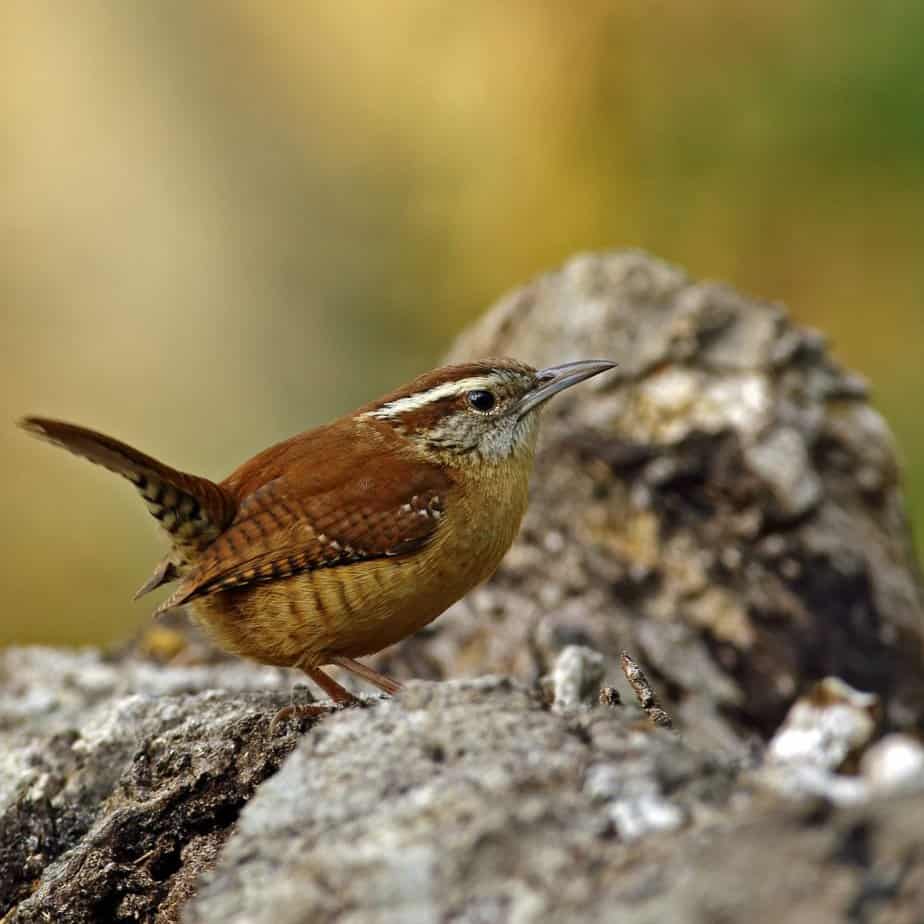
[20,417,238,589]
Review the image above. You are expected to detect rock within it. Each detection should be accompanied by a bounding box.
[758,677,881,805]
[6,653,924,923]
[184,677,736,924]
[549,644,606,710]
[5,251,924,923]
[861,734,924,794]
[371,249,924,746]
[0,645,292,736]
[767,677,880,772]
[615,794,924,924]
[0,648,306,923]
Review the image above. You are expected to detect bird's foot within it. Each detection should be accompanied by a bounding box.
[269,700,347,734]
[269,690,392,733]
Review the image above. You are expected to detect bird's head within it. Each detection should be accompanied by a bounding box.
[362,358,616,466]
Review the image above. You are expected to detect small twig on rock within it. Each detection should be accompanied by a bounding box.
[620,651,674,730]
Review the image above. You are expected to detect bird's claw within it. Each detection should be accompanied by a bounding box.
[269,701,341,733]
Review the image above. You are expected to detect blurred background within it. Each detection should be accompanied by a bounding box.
[2,1,922,646]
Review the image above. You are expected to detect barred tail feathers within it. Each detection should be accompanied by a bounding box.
[19,417,237,562]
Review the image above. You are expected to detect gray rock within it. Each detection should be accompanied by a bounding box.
[550,644,606,711]
[767,677,880,772]
[5,653,924,924]
[385,249,924,745]
[861,734,924,794]
[758,677,881,805]
[615,794,924,924]
[4,251,924,923]
[185,677,736,924]
[0,649,305,922]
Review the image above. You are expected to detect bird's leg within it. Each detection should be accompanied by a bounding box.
[330,655,403,696]
[306,665,361,704]
[270,664,360,732]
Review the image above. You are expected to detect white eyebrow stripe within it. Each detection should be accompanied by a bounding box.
[363,376,498,419]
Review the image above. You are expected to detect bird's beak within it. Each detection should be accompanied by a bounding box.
[516,360,618,418]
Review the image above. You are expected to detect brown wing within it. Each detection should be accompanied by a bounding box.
[155,431,452,614]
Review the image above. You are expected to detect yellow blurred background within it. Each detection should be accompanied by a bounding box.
[2,1,922,646]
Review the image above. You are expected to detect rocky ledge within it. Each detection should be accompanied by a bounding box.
[3,251,923,923]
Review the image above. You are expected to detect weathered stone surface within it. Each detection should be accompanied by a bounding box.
[0,648,305,922]
[548,643,606,711]
[3,251,924,923]
[4,650,924,923]
[616,794,924,924]
[184,676,738,924]
[368,250,924,746]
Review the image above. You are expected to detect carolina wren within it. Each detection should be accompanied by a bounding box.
[21,358,615,716]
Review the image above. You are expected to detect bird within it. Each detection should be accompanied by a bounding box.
[20,357,616,724]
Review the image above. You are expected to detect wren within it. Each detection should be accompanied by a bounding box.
[21,358,616,719]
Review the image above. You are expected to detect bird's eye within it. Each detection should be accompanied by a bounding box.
[467,389,496,413]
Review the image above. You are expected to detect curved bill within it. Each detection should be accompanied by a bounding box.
[515,359,617,418]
